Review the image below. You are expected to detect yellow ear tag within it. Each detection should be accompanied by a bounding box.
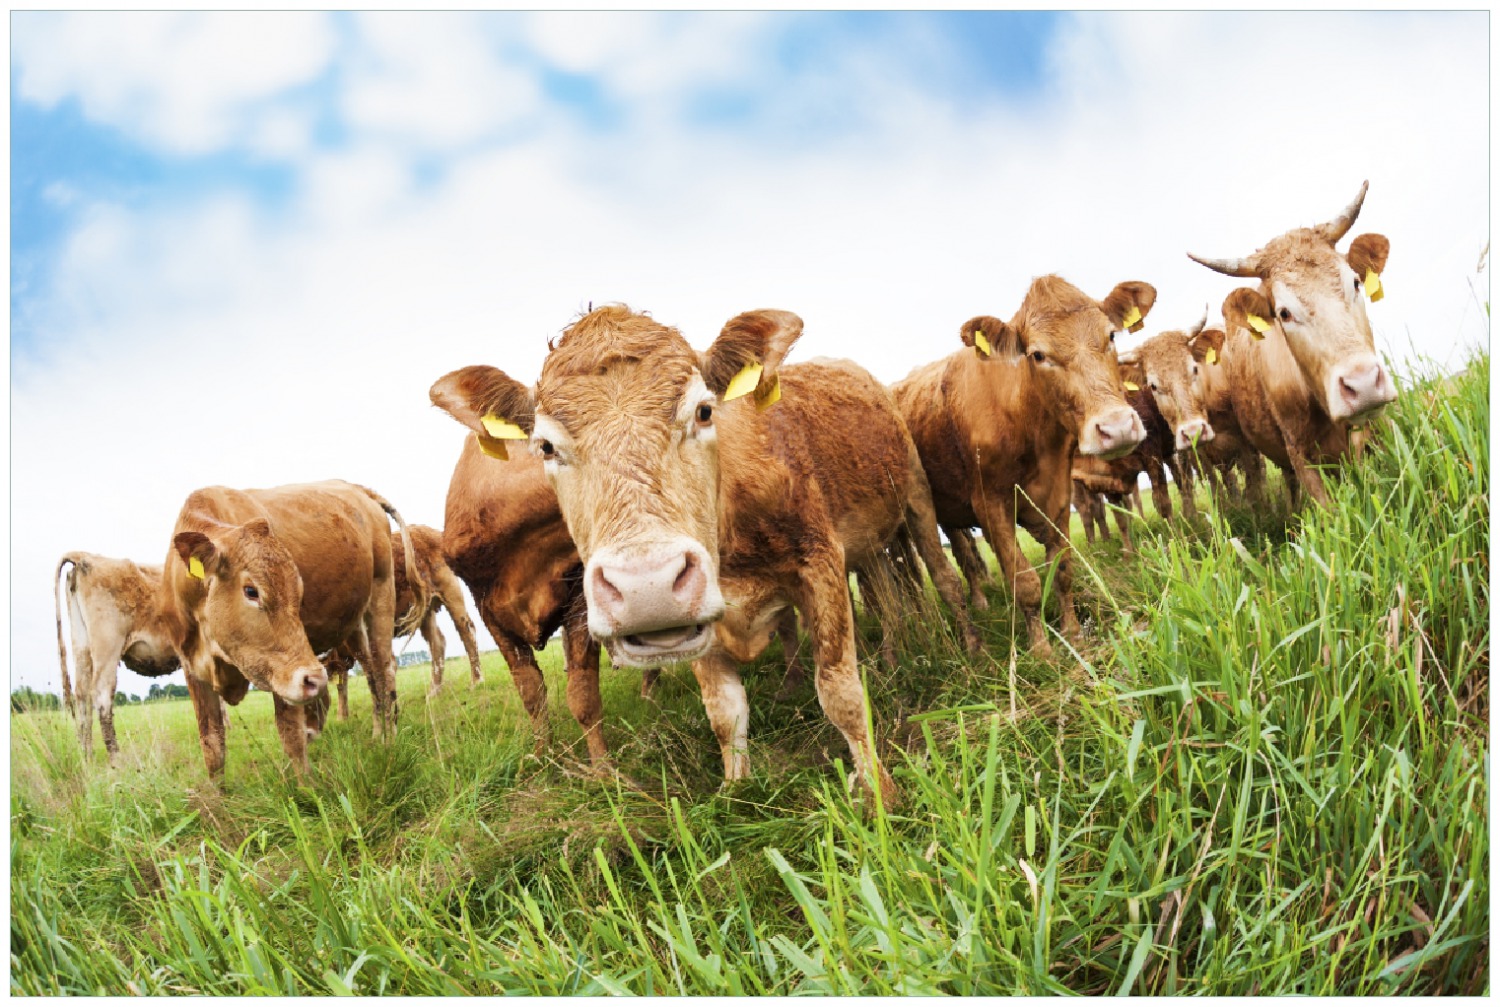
[1245,314,1271,339]
[475,432,509,461]
[753,376,782,411]
[1364,269,1384,302]
[1121,304,1144,333]
[1205,347,1219,365]
[1124,380,1141,392]
[723,361,764,402]
[480,414,527,440]
[973,331,992,357]
[188,556,205,580]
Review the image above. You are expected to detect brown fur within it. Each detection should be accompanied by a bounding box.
[54,553,181,762]
[893,275,1155,655]
[162,479,409,778]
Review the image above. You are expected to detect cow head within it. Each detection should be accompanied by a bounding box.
[1119,306,1217,452]
[173,519,326,705]
[959,275,1153,458]
[1188,181,1395,422]
[431,304,802,666]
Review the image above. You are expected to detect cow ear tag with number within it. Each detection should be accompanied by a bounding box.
[188,556,205,580]
[1364,269,1384,302]
[1121,304,1144,333]
[477,413,527,460]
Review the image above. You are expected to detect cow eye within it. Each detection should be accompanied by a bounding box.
[1353,276,1362,291]
[1149,381,1159,392]
[243,585,260,604]
[1278,307,1294,323]
[1030,350,1046,364]
[537,440,556,460]
[696,403,713,425]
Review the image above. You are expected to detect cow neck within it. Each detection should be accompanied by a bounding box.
[711,394,794,574]
[947,348,1071,460]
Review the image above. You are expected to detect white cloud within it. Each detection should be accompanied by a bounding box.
[13,11,335,156]
[12,12,1489,700]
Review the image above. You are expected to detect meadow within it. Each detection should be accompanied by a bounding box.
[10,355,1488,995]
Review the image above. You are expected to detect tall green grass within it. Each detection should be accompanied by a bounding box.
[11,356,1487,994]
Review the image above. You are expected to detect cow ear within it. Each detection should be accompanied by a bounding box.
[959,315,1022,360]
[1190,327,1227,364]
[174,531,217,580]
[701,309,802,407]
[1222,288,1275,340]
[1100,281,1157,333]
[1346,233,1390,284]
[430,366,536,446]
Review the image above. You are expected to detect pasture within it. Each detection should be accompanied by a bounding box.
[11,355,1488,995]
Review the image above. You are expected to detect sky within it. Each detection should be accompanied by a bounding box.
[9,11,1491,697]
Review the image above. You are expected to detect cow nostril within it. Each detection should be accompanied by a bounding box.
[672,553,698,594]
[592,566,625,608]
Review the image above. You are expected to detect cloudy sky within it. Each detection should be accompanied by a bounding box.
[10,11,1490,697]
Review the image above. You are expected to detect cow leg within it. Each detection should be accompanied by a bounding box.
[272,695,309,773]
[903,476,983,654]
[305,685,330,741]
[562,604,609,766]
[1109,494,1135,555]
[432,565,485,688]
[640,666,661,699]
[335,663,349,720]
[945,524,991,612]
[692,648,752,782]
[491,628,551,756]
[1130,484,1145,518]
[1166,455,1198,520]
[798,552,898,807]
[1241,452,1267,507]
[1074,484,1097,544]
[973,500,1051,657]
[347,628,388,739]
[1040,502,1084,645]
[774,607,809,700]
[364,579,402,736]
[1144,459,1172,520]
[854,565,899,670]
[185,673,227,779]
[89,630,126,765]
[423,611,447,699]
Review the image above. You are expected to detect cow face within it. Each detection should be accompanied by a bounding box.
[1122,311,1218,451]
[959,275,1152,458]
[173,519,326,705]
[1189,181,1395,422]
[431,304,802,667]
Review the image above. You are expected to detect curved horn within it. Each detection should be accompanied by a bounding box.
[1318,180,1369,243]
[1186,251,1261,278]
[1187,303,1208,339]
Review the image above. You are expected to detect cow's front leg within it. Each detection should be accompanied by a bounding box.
[562,603,609,766]
[797,552,899,808]
[973,497,1051,658]
[1043,503,1084,645]
[946,525,991,612]
[691,648,750,782]
[273,694,309,772]
[185,671,227,779]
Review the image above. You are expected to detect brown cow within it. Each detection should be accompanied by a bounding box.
[893,275,1154,656]
[1189,181,1395,505]
[1174,325,1267,506]
[54,553,181,762]
[431,307,982,805]
[162,480,421,777]
[323,524,486,719]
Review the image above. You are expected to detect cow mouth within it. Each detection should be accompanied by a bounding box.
[608,623,715,665]
[1093,443,1139,461]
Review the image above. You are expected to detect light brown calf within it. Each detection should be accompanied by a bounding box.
[162,480,420,777]
[54,553,181,762]
[432,306,980,805]
[893,275,1154,656]
[1189,181,1395,505]
[324,523,485,719]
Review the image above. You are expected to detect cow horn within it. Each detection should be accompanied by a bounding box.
[1188,303,1208,338]
[1186,251,1261,278]
[1318,180,1369,243]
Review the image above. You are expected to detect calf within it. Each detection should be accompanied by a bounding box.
[54,553,180,762]
[1189,181,1395,505]
[892,275,1154,656]
[162,480,421,777]
[432,306,980,805]
[325,524,486,719]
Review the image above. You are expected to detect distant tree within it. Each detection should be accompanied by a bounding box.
[10,687,61,713]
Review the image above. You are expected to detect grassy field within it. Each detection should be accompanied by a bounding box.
[11,355,1488,995]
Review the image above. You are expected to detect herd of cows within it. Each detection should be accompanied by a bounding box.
[52,183,1395,808]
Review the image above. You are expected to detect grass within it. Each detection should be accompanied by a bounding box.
[10,354,1488,994]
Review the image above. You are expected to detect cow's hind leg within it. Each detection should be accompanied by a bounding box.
[423,610,447,699]
[272,694,309,773]
[903,479,983,653]
[973,497,1051,657]
[432,564,484,688]
[773,607,809,700]
[946,525,991,612]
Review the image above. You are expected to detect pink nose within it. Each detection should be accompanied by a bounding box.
[588,543,718,636]
[1337,361,1394,417]
[292,666,327,701]
[1175,419,1215,451]
[1085,406,1146,458]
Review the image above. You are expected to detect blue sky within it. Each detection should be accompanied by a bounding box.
[9,11,1489,696]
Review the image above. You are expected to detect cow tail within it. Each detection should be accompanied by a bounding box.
[357,486,430,639]
[54,553,84,716]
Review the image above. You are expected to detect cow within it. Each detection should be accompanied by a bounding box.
[323,524,486,720]
[1189,181,1395,505]
[431,305,984,806]
[162,480,422,777]
[892,275,1154,656]
[54,553,181,762]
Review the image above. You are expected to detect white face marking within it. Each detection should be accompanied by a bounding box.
[530,413,573,474]
[678,372,717,446]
